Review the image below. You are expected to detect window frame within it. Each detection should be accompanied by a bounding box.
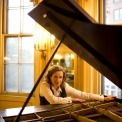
[1,0,35,95]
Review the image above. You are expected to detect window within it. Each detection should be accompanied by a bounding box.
[114,9,122,21]
[105,0,122,24]
[120,9,122,19]
[103,77,121,97]
[113,0,119,3]
[114,9,119,21]
[3,0,35,93]
[113,0,122,3]
[103,0,122,98]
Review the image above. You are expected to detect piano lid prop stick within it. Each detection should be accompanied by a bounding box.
[14,32,67,122]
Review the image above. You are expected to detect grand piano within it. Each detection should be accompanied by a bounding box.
[1,0,122,121]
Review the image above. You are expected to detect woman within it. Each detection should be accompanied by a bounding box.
[40,65,115,105]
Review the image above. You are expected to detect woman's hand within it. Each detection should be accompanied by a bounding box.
[71,98,85,103]
[104,95,116,102]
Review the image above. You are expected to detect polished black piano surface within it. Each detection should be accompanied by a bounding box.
[1,0,122,121]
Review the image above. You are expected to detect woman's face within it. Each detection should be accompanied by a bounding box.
[50,71,63,89]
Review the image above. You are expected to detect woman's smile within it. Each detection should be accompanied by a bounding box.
[50,71,63,89]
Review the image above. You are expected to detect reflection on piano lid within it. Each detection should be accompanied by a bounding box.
[28,0,122,89]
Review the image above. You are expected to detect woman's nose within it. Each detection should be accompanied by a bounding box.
[56,77,61,81]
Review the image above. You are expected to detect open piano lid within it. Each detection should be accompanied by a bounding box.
[28,0,122,89]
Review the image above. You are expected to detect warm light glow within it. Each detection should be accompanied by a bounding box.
[71,54,75,59]
[4,57,10,61]
[43,13,47,18]
[54,54,62,59]
[50,34,55,48]
[5,106,35,116]
[51,35,55,40]
[34,26,50,51]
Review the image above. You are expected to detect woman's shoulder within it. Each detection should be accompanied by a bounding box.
[64,82,71,88]
[40,81,50,87]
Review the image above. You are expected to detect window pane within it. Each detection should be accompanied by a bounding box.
[21,7,35,33]
[105,0,122,24]
[114,9,119,21]
[20,64,34,92]
[5,64,18,92]
[7,0,34,34]
[120,9,122,19]
[5,37,18,63]
[7,8,20,33]
[113,0,119,3]
[21,0,34,33]
[20,37,34,63]
[103,77,121,98]
[8,0,20,7]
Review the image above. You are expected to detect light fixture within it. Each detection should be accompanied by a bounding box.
[50,35,55,49]
[34,25,56,59]
[34,43,46,59]
[34,28,48,59]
